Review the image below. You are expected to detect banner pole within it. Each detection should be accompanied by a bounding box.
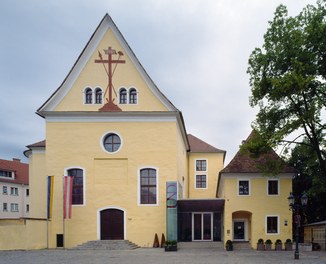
[63,176,65,249]
[46,176,49,249]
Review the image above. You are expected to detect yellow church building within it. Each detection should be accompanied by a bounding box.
[0,14,294,250]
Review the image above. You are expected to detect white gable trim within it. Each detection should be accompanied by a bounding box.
[38,14,177,113]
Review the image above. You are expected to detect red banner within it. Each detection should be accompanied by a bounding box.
[63,176,74,219]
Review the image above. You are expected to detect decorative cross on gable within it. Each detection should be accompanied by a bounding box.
[95,46,126,111]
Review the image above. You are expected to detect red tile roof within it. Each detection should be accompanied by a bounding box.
[187,134,225,153]
[221,131,295,174]
[0,158,29,185]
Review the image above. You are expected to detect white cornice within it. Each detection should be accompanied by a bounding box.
[42,111,177,123]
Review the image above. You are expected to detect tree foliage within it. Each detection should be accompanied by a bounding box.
[247,0,326,178]
[288,138,326,222]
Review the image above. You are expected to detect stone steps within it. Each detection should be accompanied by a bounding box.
[71,240,140,250]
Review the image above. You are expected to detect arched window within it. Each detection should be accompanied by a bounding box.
[119,88,127,104]
[95,88,102,104]
[129,88,137,104]
[140,168,157,204]
[67,168,84,205]
[85,88,93,104]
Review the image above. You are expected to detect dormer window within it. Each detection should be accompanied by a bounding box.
[119,88,127,104]
[85,88,93,104]
[0,170,14,179]
[95,88,103,104]
[129,88,137,104]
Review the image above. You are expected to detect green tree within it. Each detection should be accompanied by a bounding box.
[288,138,326,223]
[247,1,326,178]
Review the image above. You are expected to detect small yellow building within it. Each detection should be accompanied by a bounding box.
[0,14,294,250]
[218,131,295,249]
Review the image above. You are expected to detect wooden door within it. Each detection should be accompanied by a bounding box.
[100,209,124,240]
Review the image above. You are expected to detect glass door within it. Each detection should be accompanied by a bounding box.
[233,221,245,241]
[192,213,213,241]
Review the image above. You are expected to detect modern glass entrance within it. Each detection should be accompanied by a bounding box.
[192,212,213,241]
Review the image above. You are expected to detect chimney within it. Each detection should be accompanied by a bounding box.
[12,158,21,162]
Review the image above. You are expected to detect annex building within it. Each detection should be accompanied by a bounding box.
[0,14,294,250]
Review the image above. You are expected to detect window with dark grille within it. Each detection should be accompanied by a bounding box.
[119,88,127,104]
[268,180,278,195]
[95,88,102,104]
[67,169,83,205]
[196,160,207,171]
[103,133,121,153]
[129,88,137,104]
[140,169,157,204]
[239,180,249,195]
[267,216,278,233]
[0,170,13,179]
[85,88,92,104]
[196,175,207,188]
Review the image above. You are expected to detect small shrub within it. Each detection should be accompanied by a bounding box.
[275,239,282,244]
[258,238,264,244]
[265,239,272,244]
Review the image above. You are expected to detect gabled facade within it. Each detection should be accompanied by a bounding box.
[218,131,295,248]
[0,158,29,219]
[21,14,226,249]
[0,14,294,251]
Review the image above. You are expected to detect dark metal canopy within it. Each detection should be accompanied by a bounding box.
[177,199,225,213]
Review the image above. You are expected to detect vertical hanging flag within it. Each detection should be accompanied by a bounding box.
[63,176,74,219]
[47,176,54,219]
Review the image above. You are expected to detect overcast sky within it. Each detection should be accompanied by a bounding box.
[0,0,317,164]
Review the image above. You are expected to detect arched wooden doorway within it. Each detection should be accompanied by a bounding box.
[100,208,124,240]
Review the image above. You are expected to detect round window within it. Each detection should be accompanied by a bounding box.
[103,133,121,153]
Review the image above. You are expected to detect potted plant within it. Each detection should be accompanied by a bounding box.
[285,239,293,251]
[165,240,177,251]
[275,239,283,251]
[265,239,273,251]
[257,238,265,251]
[225,240,233,251]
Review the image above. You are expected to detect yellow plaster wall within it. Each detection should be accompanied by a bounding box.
[28,151,47,218]
[188,153,224,199]
[54,29,168,112]
[44,120,183,248]
[0,219,47,250]
[221,174,293,248]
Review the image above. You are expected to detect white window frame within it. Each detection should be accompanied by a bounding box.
[267,179,279,196]
[10,203,19,212]
[0,170,14,179]
[10,187,18,196]
[2,186,8,195]
[3,203,7,212]
[266,215,280,235]
[195,174,208,189]
[101,131,123,154]
[83,87,93,105]
[94,87,103,104]
[238,179,250,196]
[128,87,138,105]
[195,159,208,172]
[119,87,128,104]
[137,166,159,206]
[64,166,86,207]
